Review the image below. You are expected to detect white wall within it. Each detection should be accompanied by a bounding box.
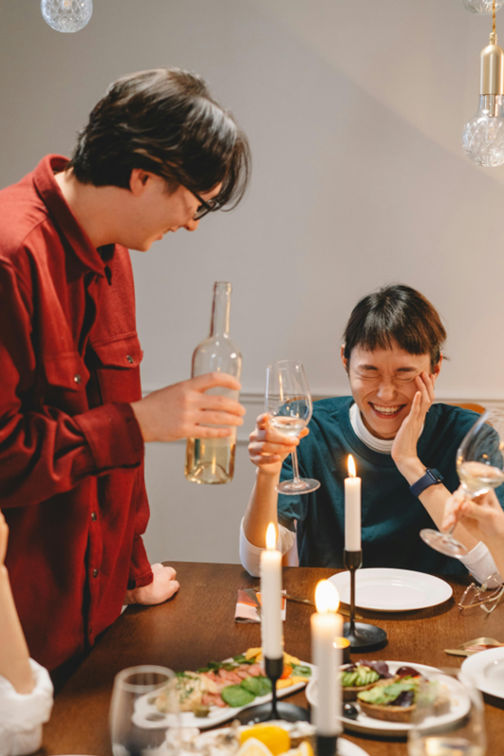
[1,1,504,563]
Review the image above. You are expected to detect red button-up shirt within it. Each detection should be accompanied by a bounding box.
[0,156,153,670]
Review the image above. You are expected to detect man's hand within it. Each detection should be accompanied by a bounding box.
[392,371,435,479]
[248,413,308,476]
[124,563,180,605]
[131,372,245,443]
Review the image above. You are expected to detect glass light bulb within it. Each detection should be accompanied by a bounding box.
[462,95,504,166]
[41,0,93,33]
[464,0,504,13]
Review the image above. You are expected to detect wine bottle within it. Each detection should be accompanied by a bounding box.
[185,281,242,484]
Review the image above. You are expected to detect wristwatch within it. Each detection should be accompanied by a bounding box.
[410,468,444,497]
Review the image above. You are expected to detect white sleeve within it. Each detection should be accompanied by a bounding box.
[458,541,503,587]
[0,658,54,756]
[239,517,297,577]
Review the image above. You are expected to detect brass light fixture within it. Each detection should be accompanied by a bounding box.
[462,0,504,166]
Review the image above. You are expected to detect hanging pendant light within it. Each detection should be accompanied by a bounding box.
[41,0,93,33]
[462,0,504,166]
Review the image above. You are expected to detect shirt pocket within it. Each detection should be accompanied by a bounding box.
[42,351,91,412]
[90,333,143,404]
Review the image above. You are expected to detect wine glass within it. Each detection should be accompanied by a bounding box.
[265,360,320,495]
[110,665,178,756]
[407,670,486,756]
[420,408,504,558]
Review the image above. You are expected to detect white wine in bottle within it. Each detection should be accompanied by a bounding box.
[184,281,242,484]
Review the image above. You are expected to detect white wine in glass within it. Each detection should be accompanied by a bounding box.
[265,360,320,495]
[420,408,504,558]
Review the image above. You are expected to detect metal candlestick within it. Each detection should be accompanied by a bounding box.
[343,550,387,651]
[316,735,338,756]
[235,656,309,724]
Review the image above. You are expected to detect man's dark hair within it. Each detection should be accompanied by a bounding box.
[343,284,446,370]
[68,68,250,209]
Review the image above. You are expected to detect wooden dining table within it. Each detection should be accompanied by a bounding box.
[39,562,504,755]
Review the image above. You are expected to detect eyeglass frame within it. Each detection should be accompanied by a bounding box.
[457,581,504,614]
[157,165,222,221]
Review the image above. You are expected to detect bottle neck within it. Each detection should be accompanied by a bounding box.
[210,282,231,337]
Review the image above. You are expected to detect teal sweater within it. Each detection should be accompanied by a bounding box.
[278,397,503,575]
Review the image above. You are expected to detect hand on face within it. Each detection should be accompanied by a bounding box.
[391,371,436,466]
[248,413,309,475]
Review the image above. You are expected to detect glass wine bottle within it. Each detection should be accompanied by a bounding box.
[184,281,242,484]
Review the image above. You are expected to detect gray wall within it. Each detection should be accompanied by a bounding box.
[1,1,504,564]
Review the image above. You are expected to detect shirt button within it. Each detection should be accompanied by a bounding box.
[91,511,97,521]
[126,354,134,364]
[92,568,99,578]
[73,373,82,384]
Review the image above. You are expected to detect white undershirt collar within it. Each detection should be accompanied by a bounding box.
[349,402,394,454]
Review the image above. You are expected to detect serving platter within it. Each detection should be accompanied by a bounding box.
[328,568,452,611]
[133,658,314,731]
[306,661,470,736]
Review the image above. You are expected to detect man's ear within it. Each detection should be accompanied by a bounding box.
[129,168,151,196]
[340,344,349,372]
[431,353,443,380]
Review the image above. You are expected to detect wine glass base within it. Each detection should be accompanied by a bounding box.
[277,478,321,495]
[234,701,310,724]
[419,528,469,558]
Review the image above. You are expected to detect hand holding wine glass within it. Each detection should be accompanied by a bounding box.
[420,408,504,558]
[265,360,320,495]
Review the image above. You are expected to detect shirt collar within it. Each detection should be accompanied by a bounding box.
[349,402,395,454]
[32,154,110,277]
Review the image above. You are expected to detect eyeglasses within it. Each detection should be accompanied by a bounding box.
[458,581,504,614]
[190,189,221,221]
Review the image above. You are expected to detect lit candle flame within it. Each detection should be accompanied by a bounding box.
[347,454,356,478]
[314,580,340,613]
[265,522,277,550]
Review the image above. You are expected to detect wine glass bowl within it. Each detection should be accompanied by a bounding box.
[265,360,320,495]
[420,408,504,558]
[109,665,177,756]
[407,670,486,756]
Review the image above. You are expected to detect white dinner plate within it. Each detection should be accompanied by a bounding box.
[133,659,315,731]
[461,646,504,699]
[329,568,453,611]
[305,661,471,736]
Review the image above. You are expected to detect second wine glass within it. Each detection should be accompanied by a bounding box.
[265,360,320,495]
[420,408,504,558]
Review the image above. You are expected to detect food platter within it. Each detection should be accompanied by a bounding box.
[305,661,471,736]
[328,568,453,612]
[133,657,314,731]
[461,646,504,699]
[163,722,371,756]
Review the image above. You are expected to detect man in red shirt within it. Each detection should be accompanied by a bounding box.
[0,68,250,675]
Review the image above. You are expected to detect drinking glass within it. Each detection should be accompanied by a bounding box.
[420,408,504,558]
[407,670,486,756]
[265,360,320,495]
[110,665,177,756]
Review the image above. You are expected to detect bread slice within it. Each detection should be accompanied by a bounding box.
[357,677,450,723]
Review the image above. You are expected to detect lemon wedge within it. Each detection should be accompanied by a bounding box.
[237,737,274,756]
[239,724,290,756]
[284,741,314,756]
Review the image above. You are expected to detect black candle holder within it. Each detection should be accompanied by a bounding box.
[343,550,387,652]
[235,656,310,724]
[316,734,338,756]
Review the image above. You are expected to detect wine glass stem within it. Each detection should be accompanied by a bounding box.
[291,448,301,482]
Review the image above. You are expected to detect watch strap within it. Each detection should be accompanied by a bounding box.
[410,468,444,497]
